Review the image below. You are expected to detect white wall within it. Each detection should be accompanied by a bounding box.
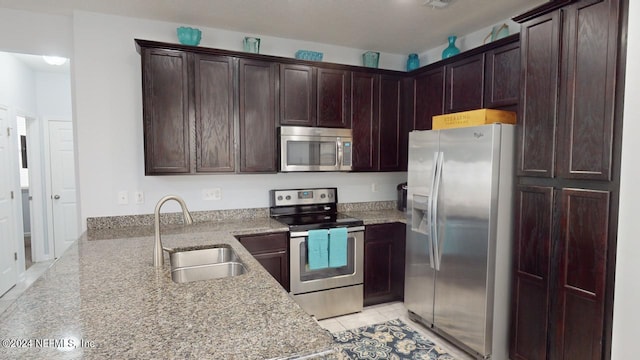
[35,72,72,119]
[0,53,37,114]
[611,1,639,358]
[0,8,72,58]
[419,20,521,66]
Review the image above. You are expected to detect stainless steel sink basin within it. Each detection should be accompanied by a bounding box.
[169,245,247,283]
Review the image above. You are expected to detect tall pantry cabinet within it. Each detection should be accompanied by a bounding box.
[510,0,626,359]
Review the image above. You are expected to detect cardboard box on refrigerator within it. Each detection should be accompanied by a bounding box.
[432,109,517,130]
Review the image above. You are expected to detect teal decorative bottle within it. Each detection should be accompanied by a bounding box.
[442,35,460,59]
[406,53,419,71]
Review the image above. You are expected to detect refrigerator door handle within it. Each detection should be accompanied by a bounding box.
[432,151,444,271]
[426,151,439,268]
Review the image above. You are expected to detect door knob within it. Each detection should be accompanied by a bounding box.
[53,195,61,199]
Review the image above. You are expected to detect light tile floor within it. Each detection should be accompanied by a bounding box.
[0,260,55,316]
[318,301,474,360]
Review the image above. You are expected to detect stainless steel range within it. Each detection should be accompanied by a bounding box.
[269,187,364,320]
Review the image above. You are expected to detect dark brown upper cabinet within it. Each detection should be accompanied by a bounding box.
[351,72,405,172]
[280,65,351,128]
[407,35,519,132]
[556,0,617,181]
[238,59,277,173]
[518,0,617,181]
[316,68,351,128]
[412,67,445,130]
[141,48,190,175]
[484,41,520,109]
[444,53,485,113]
[193,54,235,173]
[279,64,315,126]
[378,74,405,171]
[518,11,561,178]
[137,40,279,175]
[351,71,378,171]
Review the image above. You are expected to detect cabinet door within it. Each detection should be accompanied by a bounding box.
[444,53,484,113]
[413,67,444,130]
[239,59,277,173]
[193,54,235,172]
[279,64,315,126]
[556,0,617,181]
[379,74,405,171]
[364,223,405,306]
[551,188,609,360]
[351,72,378,171]
[253,251,290,292]
[518,12,561,178]
[238,232,289,291]
[317,68,351,128]
[510,186,553,360]
[484,41,520,108]
[142,48,190,174]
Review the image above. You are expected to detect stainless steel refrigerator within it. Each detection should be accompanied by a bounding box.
[405,124,515,360]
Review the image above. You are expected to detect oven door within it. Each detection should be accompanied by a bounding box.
[289,227,364,294]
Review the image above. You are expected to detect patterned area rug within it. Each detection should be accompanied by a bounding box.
[333,319,456,360]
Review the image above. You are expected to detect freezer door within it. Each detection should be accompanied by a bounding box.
[432,124,502,356]
[405,130,439,325]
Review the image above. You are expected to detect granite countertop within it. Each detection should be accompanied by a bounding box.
[0,206,404,359]
[343,208,406,226]
[0,218,340,359]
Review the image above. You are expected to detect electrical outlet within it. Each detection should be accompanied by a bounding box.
[202,188,221,200]
[117,191,129,205]
[134,191,144,204]
[371,183,378,192]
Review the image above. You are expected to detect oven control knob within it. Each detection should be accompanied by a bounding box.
[277,196,283,201]
[320,194,326,199]
[328,193,333,198]
[285,195,291,200]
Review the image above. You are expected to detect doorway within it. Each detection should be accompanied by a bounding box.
[0,51,75,287]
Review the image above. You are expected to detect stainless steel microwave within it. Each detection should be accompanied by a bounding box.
[279,126,353,172]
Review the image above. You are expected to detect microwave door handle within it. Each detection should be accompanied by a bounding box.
[337,137,344,169]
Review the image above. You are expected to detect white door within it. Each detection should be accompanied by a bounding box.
[0,107,17,296]
[48,121,78,258]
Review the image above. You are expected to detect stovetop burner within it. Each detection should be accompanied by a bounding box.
[268,187,363,232]
[276,212,364,232]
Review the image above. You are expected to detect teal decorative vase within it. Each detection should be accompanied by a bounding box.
[442,36,460,59]
[406,53,419,71]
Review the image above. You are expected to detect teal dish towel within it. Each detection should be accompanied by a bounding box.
[307,229,329,270]
[329,227,348,268]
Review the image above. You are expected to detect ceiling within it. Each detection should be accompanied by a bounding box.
[0,0,546,54]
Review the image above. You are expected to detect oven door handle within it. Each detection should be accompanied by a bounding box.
[290,226,365,238]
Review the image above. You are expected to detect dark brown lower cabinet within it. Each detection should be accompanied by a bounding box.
[551,189,609,360]
[363,223,405,306]
[511,186,553,360]
[511,186,611,360]
[237,232,289,291]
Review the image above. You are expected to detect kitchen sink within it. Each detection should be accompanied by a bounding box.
[169,244,247,283]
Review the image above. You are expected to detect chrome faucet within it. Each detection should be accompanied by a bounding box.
[154,195,194,267]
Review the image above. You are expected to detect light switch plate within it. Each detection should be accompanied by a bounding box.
[134,191,144,204]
